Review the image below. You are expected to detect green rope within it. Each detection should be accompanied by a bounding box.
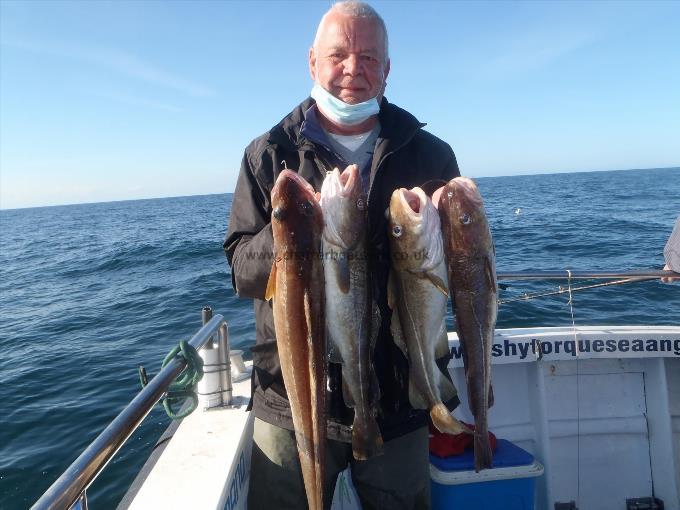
[140,340,204,420]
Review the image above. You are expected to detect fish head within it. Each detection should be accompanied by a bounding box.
[438,177,492,254]
[271,169,324,251]
[320,164,367,250]
[388,186,442,271]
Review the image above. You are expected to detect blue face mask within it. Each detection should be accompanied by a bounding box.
[311,83,380,126]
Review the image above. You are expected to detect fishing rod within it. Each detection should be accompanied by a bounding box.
[498,277,655,304]
[497,270,677,304]
[497,270,676,280]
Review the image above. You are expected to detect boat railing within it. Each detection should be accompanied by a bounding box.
[31,308,232,510]
[29,269,677,509]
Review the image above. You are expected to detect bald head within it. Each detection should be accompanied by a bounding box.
[313,1,389,62]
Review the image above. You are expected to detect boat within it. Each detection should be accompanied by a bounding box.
[31,271,680,510]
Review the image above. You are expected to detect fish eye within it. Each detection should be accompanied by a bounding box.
[460,213,471,225]
[392,225,402,237]
[300,200,314,216]
[272,207,285,221]
[356,198,365,210]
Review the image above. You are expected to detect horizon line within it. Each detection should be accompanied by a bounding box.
[1,165,678,212]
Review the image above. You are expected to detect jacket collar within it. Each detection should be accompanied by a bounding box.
[375,97,426,149]
[268,97,425,154]
[372,97,426,170]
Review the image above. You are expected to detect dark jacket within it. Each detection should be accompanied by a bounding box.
[224,97,461,442]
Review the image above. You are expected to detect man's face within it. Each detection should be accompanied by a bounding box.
[309,13,390,105]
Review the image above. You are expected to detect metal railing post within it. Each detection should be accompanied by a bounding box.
[202,305,214,348]
[32,314,227,510]
[217,323,232,406]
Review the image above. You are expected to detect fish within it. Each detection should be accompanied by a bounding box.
[265,169,326,510]
[320,164,383,460]
[436,176,497,472]
[387,186,470,436]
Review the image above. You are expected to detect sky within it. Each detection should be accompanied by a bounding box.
[0,0,679,210]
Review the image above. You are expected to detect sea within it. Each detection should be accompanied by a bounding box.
[1,167,679,509]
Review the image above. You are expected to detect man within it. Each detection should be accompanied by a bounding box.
[224,2,461,508]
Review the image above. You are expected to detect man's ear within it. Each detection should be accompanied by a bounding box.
[379,59,391,97]
[309,47,317,81]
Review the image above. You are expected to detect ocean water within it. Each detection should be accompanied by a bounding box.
[1,167,678,509]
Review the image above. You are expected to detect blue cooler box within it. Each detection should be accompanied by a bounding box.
[430,439,544,510]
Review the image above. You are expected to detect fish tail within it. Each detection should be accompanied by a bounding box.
[430,403,473,435]
[474,429,493,472]
[313,454,324,510]
[351,413,384,460]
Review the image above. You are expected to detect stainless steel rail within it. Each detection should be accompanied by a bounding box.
[32,314,231,510]
[497,270,677,280]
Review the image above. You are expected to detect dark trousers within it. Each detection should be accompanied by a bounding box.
[247,418,432,510]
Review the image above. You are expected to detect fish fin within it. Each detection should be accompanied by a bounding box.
[368,300,382,408]
[333,252,351,294]
[370,301,381,350]
[485,256,497,294]
[438,370,458,404]
[387,269,396,310]
[430,403,473,435]
[352,413,384,461]
[342,376,355,408]
[424,271,449,297]
[388,271,409,357]
[408,374,428,410]
[303,289,326,510]
[264,261,277,301]
[390,307,408,357]
[488,383,494,409]
[327,333,343,364]
[370,371,381,411]
[434,322,450,359]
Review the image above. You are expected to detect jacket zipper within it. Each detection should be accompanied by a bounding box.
[299,141,340,182]
[366,136,415,208]
[314,156,332,176]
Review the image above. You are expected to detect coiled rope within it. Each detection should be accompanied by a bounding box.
[139,340,204,420]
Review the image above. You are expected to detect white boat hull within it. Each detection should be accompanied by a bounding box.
[121,326,680,510]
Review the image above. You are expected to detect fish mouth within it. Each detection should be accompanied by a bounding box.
[399,187,424,215]
[278,169,317,201]
[339,164,359,194]
[321,165,359,204]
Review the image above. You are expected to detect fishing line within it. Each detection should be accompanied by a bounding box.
[498,277,649,304]
[567,270,581,508]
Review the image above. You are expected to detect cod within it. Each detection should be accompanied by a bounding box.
[387,187,469,435]
[437,176,497,472]
[320,165,383,460]
[265,169,326,510]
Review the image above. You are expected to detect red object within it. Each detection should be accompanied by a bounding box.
[429,422,498,457]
